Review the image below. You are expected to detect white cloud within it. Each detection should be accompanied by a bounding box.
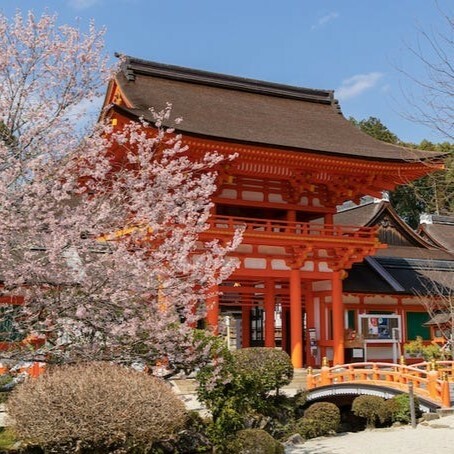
[68,0,102,10]
[336,72,384,101]
[312,12,339,30]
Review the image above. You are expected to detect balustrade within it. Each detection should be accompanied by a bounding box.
[207,215,377,241]
[307,359,451,408]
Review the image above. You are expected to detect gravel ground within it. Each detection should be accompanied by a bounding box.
[285,414,454,454]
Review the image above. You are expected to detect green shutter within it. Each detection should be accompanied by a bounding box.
[347,310,355,329]
[406,312,431,340]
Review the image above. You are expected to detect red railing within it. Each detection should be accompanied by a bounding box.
[206,215,378,242]
[307,360,451,408]
[0,362,45,379]
[411,360,454,379]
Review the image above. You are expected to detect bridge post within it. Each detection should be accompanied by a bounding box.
[321,357,331,386]
[441,373,451,408]
[372,363,379,381]
[427,369,438,401]
[306,366,314,389]
[399,356,407,385]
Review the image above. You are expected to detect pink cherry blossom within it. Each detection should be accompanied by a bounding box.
[0,11,242,372]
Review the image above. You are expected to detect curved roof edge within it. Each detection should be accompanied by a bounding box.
[108,104,443,166]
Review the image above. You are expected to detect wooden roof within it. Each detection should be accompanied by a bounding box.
[419,215,454,253]
[334,201,451,254]
[109,55,443,163]
[335,201,454,295]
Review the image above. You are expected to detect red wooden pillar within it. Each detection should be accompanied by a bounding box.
[324,213,334,224]
[290,267,303,368]
[305,285,316,367]
[264,279,275,348]
[206,285,219,334]
[332,271,345,365]
[242,305,251,348]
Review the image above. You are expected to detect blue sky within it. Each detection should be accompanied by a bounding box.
[1,0,451,143]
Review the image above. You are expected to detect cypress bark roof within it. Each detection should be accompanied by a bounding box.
[419,215,454,253]
[112,56,443,163]
[333,201,454,294]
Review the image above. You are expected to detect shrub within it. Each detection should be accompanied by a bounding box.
[404,336,450,360]
[8,362,187,452]
[0,373,15,404]
[385,393,422,424]
[154,411,212,453]
[294,417,323,440]
[196,347,294,445]
[303,402,340,434]
[225,429,284,454]
[352,395,388,428]
[231,348,293,396]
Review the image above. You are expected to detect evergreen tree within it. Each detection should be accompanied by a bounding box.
[351,117,453,227]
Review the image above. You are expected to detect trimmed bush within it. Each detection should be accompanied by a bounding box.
[303,402,340,434]
[8,362,187,452]
[352,395,388,428]
[232,348,293,395]
[225,429,284,454]
[294,417,323,440]
[385,393,422,424]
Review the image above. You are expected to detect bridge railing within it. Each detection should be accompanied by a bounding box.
[411,360,454,380]
[307,360,451,408]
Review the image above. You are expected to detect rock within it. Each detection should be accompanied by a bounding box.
[285,434,304,445]
[421,413,440,422]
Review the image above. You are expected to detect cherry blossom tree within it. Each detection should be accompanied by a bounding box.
[0,11,241,371]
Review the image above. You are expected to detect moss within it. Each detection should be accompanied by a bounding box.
[0,428,17,450]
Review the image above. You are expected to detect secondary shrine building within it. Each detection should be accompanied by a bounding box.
[102,56,448,368]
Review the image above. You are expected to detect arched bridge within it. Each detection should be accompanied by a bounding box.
[306,360,453,411]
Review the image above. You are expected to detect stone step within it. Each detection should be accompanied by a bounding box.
[170,379,198,395]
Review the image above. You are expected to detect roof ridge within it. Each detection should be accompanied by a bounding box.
[117,54,337,107]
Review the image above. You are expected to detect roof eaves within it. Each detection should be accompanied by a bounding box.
[365,256,406,292]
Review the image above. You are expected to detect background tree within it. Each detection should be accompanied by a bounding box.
[398,3,453,141]
[350,116,453,227]
[349,117,400,145]
[417,271,454,358]
[0,11,241,370]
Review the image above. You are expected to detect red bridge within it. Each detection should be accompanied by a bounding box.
[306,359,453,410]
